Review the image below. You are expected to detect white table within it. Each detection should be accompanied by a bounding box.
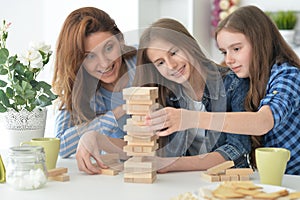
[1,151,300,200]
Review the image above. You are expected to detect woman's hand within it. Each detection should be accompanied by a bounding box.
[76,131,108,175]
[145,107,200,136]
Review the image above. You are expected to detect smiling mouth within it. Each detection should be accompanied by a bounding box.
[171,66,185,77]
[99,64,114,74]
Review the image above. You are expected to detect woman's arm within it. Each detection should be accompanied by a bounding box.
[55,109,119,158]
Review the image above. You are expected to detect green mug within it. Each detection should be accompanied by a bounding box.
[255,147,290,186]
[21,138,60,170]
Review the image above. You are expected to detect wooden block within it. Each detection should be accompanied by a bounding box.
[47,167,68,177]
[229,174,239,181]
[206,161,234,175]
[124,175,157,184]
[123,124,154,133]
[239,174,250,181]
[123,87,158,98]
[220,174,231,181]
[127,131,155,137]
[48,174,70,182]
[124,171,156,179]
[200,172,220,182]
[124,135,158,143]
[124,158,153,169]
[126,99,156,105]
[123,103,159,115]
[125,151,156,157]
[131,115,146,122]
[225,168,253,175]
[101,168,119,176]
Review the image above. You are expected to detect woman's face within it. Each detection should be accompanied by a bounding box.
[216,30,252,78]
[146,39,191,84]
[83,31,122,84]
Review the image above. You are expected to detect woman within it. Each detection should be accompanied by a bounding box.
[52,7,136,174]
[134,18,251,172]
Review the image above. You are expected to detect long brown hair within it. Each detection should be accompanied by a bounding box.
[215,5,300,168]
[52,7,136,124]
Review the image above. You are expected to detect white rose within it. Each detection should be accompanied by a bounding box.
[29,41,51,54]
[18,49,43,69]
[219,0,230,10]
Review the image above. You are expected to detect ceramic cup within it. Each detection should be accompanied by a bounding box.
[21,138,60,170]
[255,147,290,186]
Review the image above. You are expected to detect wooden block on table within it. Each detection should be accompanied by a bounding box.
[225,168,253,175]
[124,158,153,169]
[48,173,70,182]
[101,168,119,176]
[124,175,157,184]
[206,161,234,175]
[220,174,231,181]
[229,174,239,181]
[239,174,250,181]
[125,151,156,157]
[200,172,220,182]
[47,167,68,177]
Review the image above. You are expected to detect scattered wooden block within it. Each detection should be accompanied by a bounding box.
[225,168,253,175]
[206,161,234,175]
[48,174,70,182]
[101,168,119,176]
[47,167,68,177]
[200,172,220,182]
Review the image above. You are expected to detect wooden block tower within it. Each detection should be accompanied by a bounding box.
[122,87,159,184]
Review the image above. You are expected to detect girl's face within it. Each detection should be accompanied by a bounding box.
[216,30,252,78]
[83,31,122,84]
[146,39,191,84]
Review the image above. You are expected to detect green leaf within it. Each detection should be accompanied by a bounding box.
[15,95,26,105]
[0,80,7,87]
[38,81,51,90]
[0,48,9,64]
[6,87,14,98]
[0,67,8,75]
[0,89,10,107]
[36,94,51,107]
[0,103,7,112]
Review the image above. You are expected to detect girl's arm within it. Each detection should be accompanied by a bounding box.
[157,152,226,173]
[147,105,274,136]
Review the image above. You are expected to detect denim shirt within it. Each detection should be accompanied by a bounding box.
[159,67,251,168]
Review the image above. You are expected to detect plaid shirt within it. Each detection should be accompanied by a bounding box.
[259,62,300,175]
[54,57,136,158]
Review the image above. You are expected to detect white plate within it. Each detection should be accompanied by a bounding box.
[197,183,295,199]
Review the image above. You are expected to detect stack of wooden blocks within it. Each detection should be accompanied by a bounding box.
[200,161,254,182]
[122,87,159,184]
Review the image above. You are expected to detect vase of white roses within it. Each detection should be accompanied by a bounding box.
[0,20,57,147]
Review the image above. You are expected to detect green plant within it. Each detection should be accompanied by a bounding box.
[266,11,298,30]
[0,20,57,112]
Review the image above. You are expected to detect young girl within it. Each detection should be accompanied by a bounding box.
[146,6,300,175]
[52,7,136,174]
[134,18,251,172]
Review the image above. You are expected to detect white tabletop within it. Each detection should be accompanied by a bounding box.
[1,151,300,200]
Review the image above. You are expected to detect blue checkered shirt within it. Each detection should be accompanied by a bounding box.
[259,62,300,175]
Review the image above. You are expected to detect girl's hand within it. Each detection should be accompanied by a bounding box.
[145,107,200,136]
